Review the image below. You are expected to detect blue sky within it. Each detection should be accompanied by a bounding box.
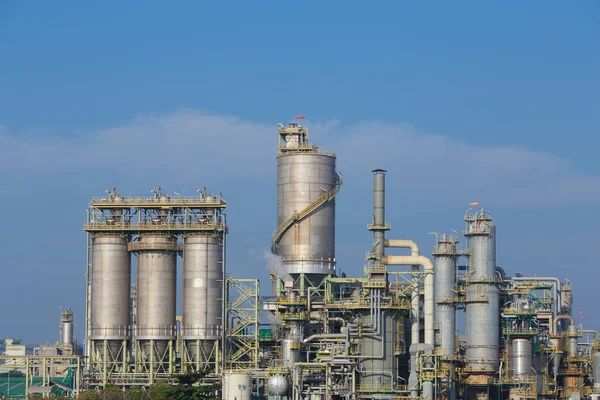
[0,1,599,345]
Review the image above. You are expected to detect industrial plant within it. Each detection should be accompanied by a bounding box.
[3,119,599,399]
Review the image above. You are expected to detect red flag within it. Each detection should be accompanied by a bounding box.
[469,201,479,207]
[294,115,305,119]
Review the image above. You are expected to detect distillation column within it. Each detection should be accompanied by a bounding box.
[181,230,223,370]
[433,234,459,400]
[134,233,178,374]
[464,209,500,398]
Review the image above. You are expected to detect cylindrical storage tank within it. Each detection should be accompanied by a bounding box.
[90,234,131,363]
[464,211,500,373]
[182,233,223,364]
[268,375,289,397]
[593,352,600,387]
[276,150,337,281]
[135,233,177,361]
[433,235,458,357]
[222,370,252,400]
[509,338,532,377]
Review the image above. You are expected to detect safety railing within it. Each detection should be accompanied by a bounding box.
[271,174,342,253]
[133,325,177,338]
[366,221,391,230]
[180,325,221,338]
[85,221,225,232]
[89,325,131,338]
[91,196,226,208]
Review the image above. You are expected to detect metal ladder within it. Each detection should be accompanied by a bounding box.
[271,173,342,254]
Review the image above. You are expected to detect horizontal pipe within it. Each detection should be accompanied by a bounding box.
[303,333,347,343]
[384,239,419,256]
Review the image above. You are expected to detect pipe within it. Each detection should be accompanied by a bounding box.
[508,277,561,317]
[411,265,420,346]
[303,333,345,343]
[553,315,575,335]
[383,255,435,346]
[372,170,386,259]
[386,239,420,344]
[384,239,419,256]
[330,317,346,327]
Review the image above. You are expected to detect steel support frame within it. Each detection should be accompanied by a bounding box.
[225,277,260,371]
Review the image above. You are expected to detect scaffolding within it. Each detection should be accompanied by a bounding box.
[225,278,260,371]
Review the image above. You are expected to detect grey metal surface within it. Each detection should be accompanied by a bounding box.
[60,309,75,346]
[358,311,398,389]
[281,338,300,368]
[222,371,252,400]
[593,352,600,386]
[181,233,223,363]
[267,375,289,396]
[509,338,532,377]
[135,233,177,358]
[433,235,458,357]
[276,152,337,277]
[90,234,131,360]
[62,322,74,346]
[464,211,500,372]
[372,170,386,258]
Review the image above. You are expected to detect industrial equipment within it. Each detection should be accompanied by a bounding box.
[81,119,600,400]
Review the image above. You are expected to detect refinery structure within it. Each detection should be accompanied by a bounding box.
[6,118,599,398]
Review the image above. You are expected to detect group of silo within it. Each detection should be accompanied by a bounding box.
[89,218,223,372]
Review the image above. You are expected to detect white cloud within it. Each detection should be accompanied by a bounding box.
[1,109,598,207]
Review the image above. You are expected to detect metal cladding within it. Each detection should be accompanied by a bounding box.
[274,123,338,280]
[267,375,289,396]
[594,352,600,386]
[371,169,388,259]
[358,312,398,389]
[464,209,500,373]
[433,234,459,357]
[90,233,131,360]
[60,309,75,346]
[182,233,223,363]
[222,371,252,400]
[135,233,178,357]
[509,338,533,377]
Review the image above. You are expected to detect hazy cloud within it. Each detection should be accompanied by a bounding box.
[1,109,598,207]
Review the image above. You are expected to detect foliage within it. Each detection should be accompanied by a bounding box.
[75,371,221,400]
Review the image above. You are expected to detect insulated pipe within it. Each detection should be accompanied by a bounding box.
[411,266,420,346]
[303,333,346,343]
[384,240,419,256]
[553,315,575,335]
[383,255,435,346]
[384,239,421,346]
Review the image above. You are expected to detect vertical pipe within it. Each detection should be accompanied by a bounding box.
[221,214,227,372]
[372,169,386,259]
[411,266,420,347]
